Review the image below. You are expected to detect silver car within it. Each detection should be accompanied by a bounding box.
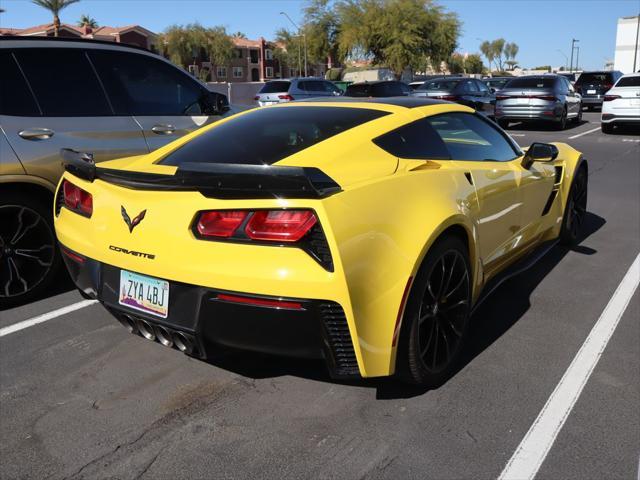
[495,75,582,130]
[254,78,342,106]
[0,37,234,306]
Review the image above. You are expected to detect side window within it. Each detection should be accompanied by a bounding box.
[476,80,490,94]
[14,48,112,116]
[321,81,340,94]
[297,80,309,92]
[0,51,41,116]
[373,118,450,160]
[90,50,206,116]
[306,80,325,92]
[463,80,479,93]
[426,113,520,162]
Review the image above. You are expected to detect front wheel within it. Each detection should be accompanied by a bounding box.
[397,236,471,387]
[560,166,588,246]
[0,193,61,308]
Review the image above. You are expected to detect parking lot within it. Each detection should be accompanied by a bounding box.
[1,111,638,479]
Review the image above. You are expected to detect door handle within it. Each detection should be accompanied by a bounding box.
[18,128,54,140]
[151,124,175,135]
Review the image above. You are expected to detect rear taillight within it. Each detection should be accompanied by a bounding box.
[496,95,509,100]
[217,293,303,310]
[253,96,260,101]
[245,210,317,242]
[603,83,613,91]
[434,95,456,101]
[196,210,248,238]
[194,209,317,243]
[278,94,294,101]
[603,95,621,102]
[62,180,92,217]
[532,95,558,101]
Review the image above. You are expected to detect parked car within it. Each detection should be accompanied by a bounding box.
[54,97,588,386]
[574,70,623,110]
[483,77,511,92]
[495,75,582,129]
[557,72,578,84]
[254,78,342,106]
[600,73,640,133]
[0,36,234,306]
[411,77,495,118]
[344,81,412,97]
[409,75,448,90]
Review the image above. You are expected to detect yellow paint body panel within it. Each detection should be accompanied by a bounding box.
[54,101,584,378]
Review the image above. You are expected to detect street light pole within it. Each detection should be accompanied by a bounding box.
[280,11,308,77]
[569,38,579,73]
[575,46,580,72]
[633,14,639,72]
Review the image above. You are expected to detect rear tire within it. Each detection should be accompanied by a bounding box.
[0,192,61,308]
[498,119,509,129]
[396,235,471,387]
[601,122,614,134]
[560,166,588,246]
[574,106,583,124]
[555,108,568,130]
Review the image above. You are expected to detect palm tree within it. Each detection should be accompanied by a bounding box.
[77,14,97,29]
[31,0,81,37]
[232,32,247,39]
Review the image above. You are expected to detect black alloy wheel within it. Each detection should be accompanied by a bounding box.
[0,196,60,307]
[574,106,583,124]
[398,236,472,387]
[560,166,588,246]
[555,108,568,130]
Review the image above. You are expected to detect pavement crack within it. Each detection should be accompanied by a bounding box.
[133,451,160,480]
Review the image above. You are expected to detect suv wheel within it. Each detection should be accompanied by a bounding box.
[555,108,568,130]
[601,122,614,134]
[0,193,61,308]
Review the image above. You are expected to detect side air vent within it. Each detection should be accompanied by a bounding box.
[319,302,359,377]
[55,185,65,216]
[305,224,334,272]
[554,166,563,185]
[541,190,558,216]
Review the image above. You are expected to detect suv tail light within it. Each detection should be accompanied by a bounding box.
[532,95,558,101]
[245,210,317,242]
[62,180,93,217]
[496,95,509,100]
[278,94,294,101]
[253,96,260,101]
[603,83,613,91]
[603,95,620,102]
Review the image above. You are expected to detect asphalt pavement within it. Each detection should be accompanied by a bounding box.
[1,111,638,480]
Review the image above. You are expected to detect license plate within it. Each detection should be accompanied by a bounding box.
[587,89,596,94]
[119,270,169,318]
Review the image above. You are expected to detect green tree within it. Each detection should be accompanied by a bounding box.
[480,40,494,71]
[336,0,460,77]
[465,53,484,74]
[31,0,81,37]
[162,23,233,79]
[77,14,97,29]
[504,42,519,70]
[232,32,247,39]
[490,38,506,71]
[447,53,465,74]
[302,0,342,66]
[274,28,303,76]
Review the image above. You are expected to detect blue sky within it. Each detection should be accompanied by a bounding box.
[1,0,637,70]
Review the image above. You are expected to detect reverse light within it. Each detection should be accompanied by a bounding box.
[245,210,317,242]
[278,94,295,101]
[62,180,93,217]
[603,95,620,102]
[196,210,248,238]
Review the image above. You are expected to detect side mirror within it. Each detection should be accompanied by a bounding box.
[490,87,496,94]
[204,91,230,115]
[522,142,559,168]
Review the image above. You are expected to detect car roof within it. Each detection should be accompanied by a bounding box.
[347,80,407,86]
[296,96,448,108]
[0,35,152,54]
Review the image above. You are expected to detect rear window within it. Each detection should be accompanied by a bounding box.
[161,106,388,166]
[504,77,556,89]
[345,84,370,97]
[576,72,611,84]
[616,76,640,87]
[259,81,291,93]
[417,80,461,91]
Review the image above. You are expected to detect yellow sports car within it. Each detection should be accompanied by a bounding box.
[54,98,588,386]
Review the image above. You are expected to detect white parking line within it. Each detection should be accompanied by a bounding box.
[0,299,97,337]
[568,126,601,140]
[499,253,640,480]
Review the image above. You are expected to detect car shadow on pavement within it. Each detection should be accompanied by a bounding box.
[0,270,75,312]
[603,125,640,136]
[505,119,590,132]
[204,212,606,399]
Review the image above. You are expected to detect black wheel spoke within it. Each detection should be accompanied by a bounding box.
[441,299,468,312]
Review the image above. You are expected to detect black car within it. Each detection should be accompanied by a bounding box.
[411,77,496,118]
[483,77,511,93]
[575,70,623,110]
[344,80,412,97]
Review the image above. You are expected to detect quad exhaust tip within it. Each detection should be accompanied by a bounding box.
[117,314,137,334]
[173,331,194,355]
[155,325,173,348]
[137,319,156,341]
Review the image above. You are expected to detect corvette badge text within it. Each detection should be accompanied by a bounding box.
[109,245,156,260]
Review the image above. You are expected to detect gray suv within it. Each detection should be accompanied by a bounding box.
[495,75,582,130]
[254,78,342,106]
[0,37,233,306]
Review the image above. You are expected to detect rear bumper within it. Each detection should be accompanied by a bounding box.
[61,244,360,379]
[581,96,603,106]
[601,113,640,124]
[495,109,562,122]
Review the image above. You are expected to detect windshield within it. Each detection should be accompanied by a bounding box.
[504,77,556,89]
[576,73,610,85]
[161,106,388,166]
[259,81,291,93]
[344,84,371,97]
[417,79,461,91]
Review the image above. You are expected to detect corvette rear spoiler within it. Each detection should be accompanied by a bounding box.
[60,149,341,199]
